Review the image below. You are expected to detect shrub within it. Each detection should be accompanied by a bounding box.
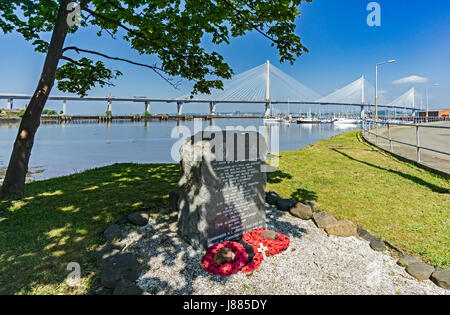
[42,109,57,115]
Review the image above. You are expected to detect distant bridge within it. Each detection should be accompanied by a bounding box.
[0,61,419,117]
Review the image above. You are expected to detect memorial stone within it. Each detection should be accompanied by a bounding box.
[177,130,268,249]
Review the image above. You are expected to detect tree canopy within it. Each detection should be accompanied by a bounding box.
[0,0,311,196]
[0,0,311,96]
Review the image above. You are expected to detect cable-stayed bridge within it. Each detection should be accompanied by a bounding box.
[0,61,419,117]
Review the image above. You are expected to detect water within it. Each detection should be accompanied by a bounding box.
[0,118,361,181]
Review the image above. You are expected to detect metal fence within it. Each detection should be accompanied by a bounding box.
[362,119,450,163]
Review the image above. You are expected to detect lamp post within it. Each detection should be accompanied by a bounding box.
[375,59,396,120]
[426,83,440,122]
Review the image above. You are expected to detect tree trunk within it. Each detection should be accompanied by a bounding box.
[1,1,70,196]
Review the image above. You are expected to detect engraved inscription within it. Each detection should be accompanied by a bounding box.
[207,160,266,245]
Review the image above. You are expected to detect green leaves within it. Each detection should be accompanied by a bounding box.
[32,39,49,53]
[56,57,122,97]
[0,1,59,38]
[2,0,312,97]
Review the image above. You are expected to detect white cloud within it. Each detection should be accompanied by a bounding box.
[393,75,429,84]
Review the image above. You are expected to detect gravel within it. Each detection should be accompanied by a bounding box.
[121,206,448,295]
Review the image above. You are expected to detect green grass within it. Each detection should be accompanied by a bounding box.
[0,163,179,295]
[0,130,448,295]
[267,131,449,268]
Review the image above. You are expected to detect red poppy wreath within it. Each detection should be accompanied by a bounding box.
[240,250,263,273]
[242,229,290,256]
[201,241,249,276]
[236,240,263,274]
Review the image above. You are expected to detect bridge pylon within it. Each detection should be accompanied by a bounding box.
[360,105,366,119]
[265,60,271,117]
[209,102,216,115]
[7,98,13,110]
[177,101,183,115]
[265,102,271,117]
[360,75,366,119]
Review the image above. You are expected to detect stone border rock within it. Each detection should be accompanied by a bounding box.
[95,193,448,294]
[92,209,157,295]
[266,191,449,291]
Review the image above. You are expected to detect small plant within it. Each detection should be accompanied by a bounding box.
[105,110,112,116]
[17,109,26,117]
[42,109,57,115]
[59,110,64,115]
[143,110,151,117]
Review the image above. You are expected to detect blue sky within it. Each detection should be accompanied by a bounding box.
[0,0,449,114]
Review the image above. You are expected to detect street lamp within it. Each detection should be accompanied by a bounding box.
[375,59,396,120]
[426,83,440,122]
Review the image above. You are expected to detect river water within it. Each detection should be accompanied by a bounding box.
[0,118,361,181]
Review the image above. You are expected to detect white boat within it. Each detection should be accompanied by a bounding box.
[297,117,327,124]
[333,118,362,125]
[263,117,282,123]
[281,115,293,124]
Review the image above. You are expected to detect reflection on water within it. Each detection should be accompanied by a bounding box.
[0,118,361,181]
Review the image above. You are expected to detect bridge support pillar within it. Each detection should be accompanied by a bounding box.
[145,101,150,114]
[7,98,13,110]
[264,102,271,117]
[62,100,67,115]
[177,101,183,115]
[360,105,366,119]
[106,100,112,114]
[209,102,216,115]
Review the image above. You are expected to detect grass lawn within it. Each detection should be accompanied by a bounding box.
[267,131,449,269]
[0,131,448,294]
[0,163,179,295]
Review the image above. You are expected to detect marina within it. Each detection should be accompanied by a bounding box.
[0,118,361,182]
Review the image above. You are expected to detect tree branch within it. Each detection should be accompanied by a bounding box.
[62,46,180,89]
[60,55,114,86]
[63,46,162,71]
[81,6,187,61]
[217,0,279,44]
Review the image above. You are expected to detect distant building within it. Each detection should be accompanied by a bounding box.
[418,109,450,119]
[0,108,20,114]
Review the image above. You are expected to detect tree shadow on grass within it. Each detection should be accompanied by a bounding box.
[0,131,308,295]
[132,204,307,295]
[332,148,449,194]
[126,129,306,294]
[0,163,180,295]
[267,169,292,184]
